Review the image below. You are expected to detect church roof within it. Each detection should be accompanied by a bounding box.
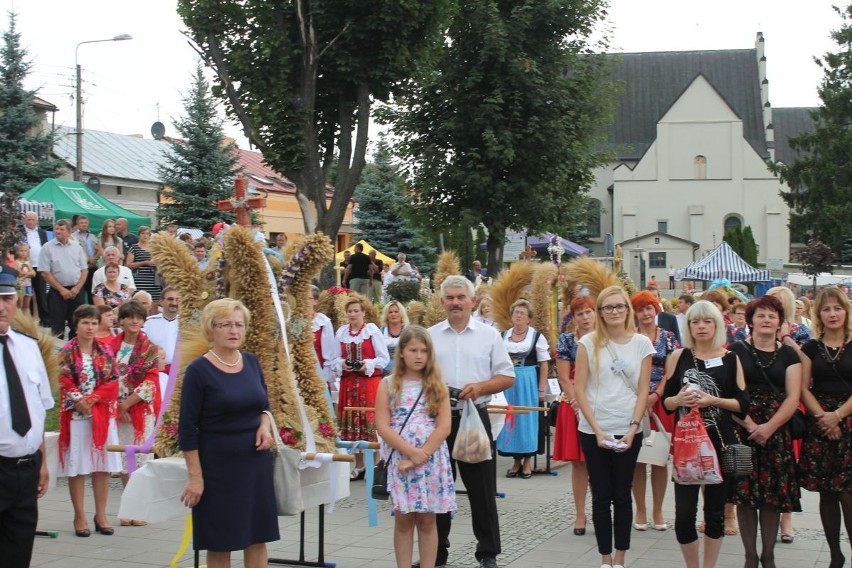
[772,107,817,165]
[604,49,767,160]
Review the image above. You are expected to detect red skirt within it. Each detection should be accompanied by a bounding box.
[337,372,380,442]
[552,401,584,462]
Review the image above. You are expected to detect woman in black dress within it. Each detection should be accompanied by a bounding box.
[728,295,801,568]
[126,226,161,304]
[179,299,278,568]
[798,287,852,568]
[662,300,749,568]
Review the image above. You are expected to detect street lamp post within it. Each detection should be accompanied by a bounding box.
[75,34,132,182]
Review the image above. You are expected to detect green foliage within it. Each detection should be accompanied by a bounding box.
[771,5,852,255]
[741,226,758,267]
[723,228,743,257]
[157,64,240,230]
[384,280,422,303]
[795,238,835,277]
[177,0,454,285]
[0,13,63,248]
[353,139,435,273]
[385,0,616,276]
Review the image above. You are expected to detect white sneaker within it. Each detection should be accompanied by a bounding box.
[600,564,612,568]
[613,564,625,568]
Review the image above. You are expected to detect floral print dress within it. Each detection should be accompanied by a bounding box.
[383,380,456,514]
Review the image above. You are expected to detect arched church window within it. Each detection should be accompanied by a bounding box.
[724,215,742,233]
[695,155,707,179]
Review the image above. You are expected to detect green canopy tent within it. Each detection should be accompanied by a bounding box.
[20,179,150,233]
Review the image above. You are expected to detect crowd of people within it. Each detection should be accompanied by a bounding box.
[3,221,852,568]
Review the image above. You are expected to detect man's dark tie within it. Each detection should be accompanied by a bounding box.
[0,335,32,437]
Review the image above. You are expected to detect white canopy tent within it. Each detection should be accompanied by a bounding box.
[679,241,770,282]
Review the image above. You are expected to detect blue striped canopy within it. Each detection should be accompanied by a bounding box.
[680,241,770,282]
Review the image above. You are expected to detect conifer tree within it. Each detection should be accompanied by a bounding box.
[157,64,240,229]
[0,13,63,247]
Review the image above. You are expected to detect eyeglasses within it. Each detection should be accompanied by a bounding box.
[213,322,246,330]
[600,303,628,314]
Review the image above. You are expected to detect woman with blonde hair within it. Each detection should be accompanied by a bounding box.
[798,287,852,568]
[574,286,655,568]
[381,300,410,363]
[332,294,389,479]
[179,299,278,568]
[662,301,749,568]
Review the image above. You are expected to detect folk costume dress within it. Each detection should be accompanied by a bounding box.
[178,353,279,552]
[798,338,852,493]
[384,379,457,514]
[106,331,160,471]
[553,332,583,461]
[729,340,802,512]
[333,323,389,441]
[496,327,550,457]
[58,338,121,476]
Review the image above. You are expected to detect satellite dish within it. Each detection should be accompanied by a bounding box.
[151,121,166,140]
[86,176,101,194]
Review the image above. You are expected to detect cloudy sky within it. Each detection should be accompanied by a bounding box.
[1,0,842,147]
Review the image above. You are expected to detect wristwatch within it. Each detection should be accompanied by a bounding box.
[629,419,641,428]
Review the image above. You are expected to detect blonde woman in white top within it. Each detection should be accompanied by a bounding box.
[574,286,654,568]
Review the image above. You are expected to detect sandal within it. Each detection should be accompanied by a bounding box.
[349,467,365,481]
[506,468,519,478]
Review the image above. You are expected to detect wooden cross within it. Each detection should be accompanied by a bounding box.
[519,244,537,260]
[217,177,266,227]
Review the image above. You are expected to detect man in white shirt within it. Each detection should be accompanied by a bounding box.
[90,246,136,293]
[0,271,54,568]
[389,252,413,284]
[428,275,514,568]
[17,212,48,325]
[143,287,180,373]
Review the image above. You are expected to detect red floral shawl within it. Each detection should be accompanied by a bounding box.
[106,331,161,444]
[58,338,119,466]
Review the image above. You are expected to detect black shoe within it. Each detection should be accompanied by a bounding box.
[573,526,586,536]
[479,558,498,568]
[93,515,114,536]
[74,526,90,537]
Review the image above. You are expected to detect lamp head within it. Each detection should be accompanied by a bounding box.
[113,34,133,41]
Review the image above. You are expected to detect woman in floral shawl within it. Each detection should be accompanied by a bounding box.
[59,304,121,537]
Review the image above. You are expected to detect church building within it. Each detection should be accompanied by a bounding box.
[585,33,814,284]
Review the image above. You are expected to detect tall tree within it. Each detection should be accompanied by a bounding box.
[157,64,240,229]
[353,140,434,273]
[386,0,615,276]
[796,238,835,295]
[771,5,852,255]
[0,12,63,247]
[177,1,453,284]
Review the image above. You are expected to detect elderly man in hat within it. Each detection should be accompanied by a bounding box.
[0,271,54,567]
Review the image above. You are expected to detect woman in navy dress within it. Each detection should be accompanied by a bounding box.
[179,299,278,568]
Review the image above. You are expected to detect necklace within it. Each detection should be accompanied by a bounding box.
[749,338,779,369]
[820,335,848,365]
[208,349,242,367]
[510,328,528,342]
[348,325,364,337]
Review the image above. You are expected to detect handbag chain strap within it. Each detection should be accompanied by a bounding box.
[820,338,852,395]
[386,387,424,463]
[690,350,742,452]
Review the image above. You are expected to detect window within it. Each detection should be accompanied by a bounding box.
[649,252,667,268]
[724,215,742,233]
[694,155,707,180]
[657,220,668,233]
[116,186,122,196]
[587,198,601,238]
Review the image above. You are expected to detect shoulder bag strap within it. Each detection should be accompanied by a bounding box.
[606,342,638,395]
[386,388,425,462]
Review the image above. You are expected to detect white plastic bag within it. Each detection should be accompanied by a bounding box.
[452,400,492,463]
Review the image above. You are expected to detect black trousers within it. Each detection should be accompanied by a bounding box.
[436,406,500,563]
[47,288,84,339]
[31,271,49,324]
[673,479,730,543]
[579,432,643,555]
[0,452,42,568]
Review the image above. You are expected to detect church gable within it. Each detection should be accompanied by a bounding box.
[659,75,741,124]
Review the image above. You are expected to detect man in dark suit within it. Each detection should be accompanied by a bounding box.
[645,286,681,344]
[15,212,49,326]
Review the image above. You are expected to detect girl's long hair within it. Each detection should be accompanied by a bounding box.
[389,325,447,416]
[591,286,635,377]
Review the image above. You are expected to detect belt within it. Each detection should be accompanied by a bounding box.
[0,452,38,466]
[451,402,488,415]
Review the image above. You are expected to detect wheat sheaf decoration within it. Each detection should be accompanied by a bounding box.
[279,233,338,452]
[531,262,557,352]
[425,250,461,327]
[223,225,305,447]
[490,261,536,332]
[149,233,205,327]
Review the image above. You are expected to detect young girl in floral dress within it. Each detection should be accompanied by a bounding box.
[375,326,456,568]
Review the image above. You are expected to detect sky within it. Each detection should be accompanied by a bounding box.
[1,0,843,149]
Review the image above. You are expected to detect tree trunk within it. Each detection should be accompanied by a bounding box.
[486,229,506,279]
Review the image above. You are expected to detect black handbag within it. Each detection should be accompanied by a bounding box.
[548,399,560,428]
[719,440,754,478]
[753,356,808,440]
[372,388,424,500]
